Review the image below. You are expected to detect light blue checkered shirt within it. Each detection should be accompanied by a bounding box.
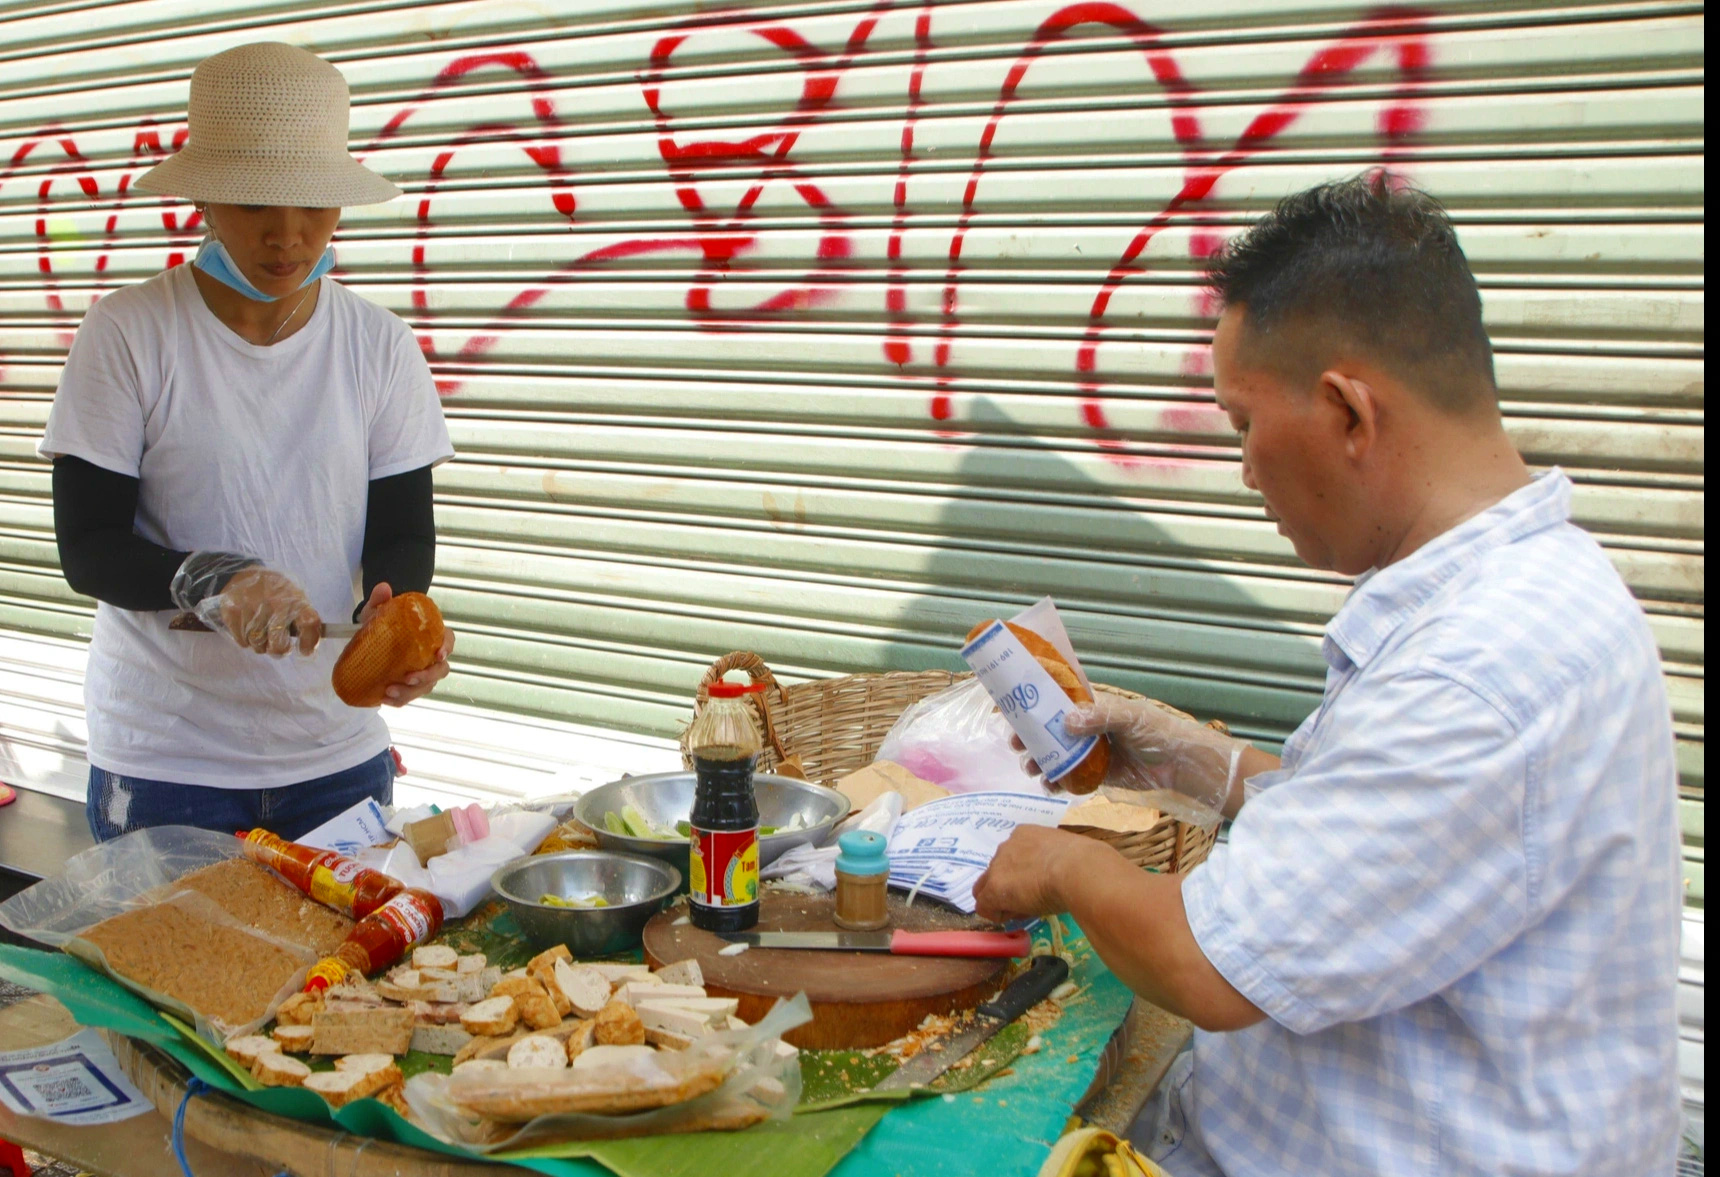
[1164,471,1683,1177]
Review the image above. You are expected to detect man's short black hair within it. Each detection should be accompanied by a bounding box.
[1207,171,1497,412]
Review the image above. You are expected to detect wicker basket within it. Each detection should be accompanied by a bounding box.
[681,652,1219,875]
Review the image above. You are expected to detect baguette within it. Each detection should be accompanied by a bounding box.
[448,1050,723,1121]
[252,1053,311,1087]
[461,996,519,1037]
[965,619,1111,794]
[271,1024,315,1053]
[225,1035,279,1067]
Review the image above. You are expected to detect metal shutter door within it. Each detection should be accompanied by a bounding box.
[0,3,1702,1119]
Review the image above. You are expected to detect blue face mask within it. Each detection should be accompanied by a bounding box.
[193,238,335,302]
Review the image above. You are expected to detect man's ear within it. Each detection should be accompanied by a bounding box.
[1320,370,1378,463]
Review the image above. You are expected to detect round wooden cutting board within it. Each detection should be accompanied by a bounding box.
[642,891,1010,1049]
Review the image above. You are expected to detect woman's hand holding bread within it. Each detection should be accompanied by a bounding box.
[333,584,452,707]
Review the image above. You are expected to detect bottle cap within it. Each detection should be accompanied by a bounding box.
[835,830,889,877]
[707,681,766,699]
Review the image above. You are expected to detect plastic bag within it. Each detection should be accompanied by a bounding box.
[352,806,558,918]
[405,994,812,1150]
[761,791,903,891]
[0,826,317,1042]
[876,679,1047,796]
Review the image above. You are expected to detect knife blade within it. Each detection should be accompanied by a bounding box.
[874,954,1070,1090]
[169,612,361,639]
[717,928,1032,958]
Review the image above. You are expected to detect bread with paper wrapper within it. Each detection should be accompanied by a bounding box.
[965,620,1112,795]
[331,591,445,707]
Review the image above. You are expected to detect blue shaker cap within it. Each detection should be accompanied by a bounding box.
[835,830,889,876]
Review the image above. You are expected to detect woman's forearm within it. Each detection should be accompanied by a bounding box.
[53,457,188,610]
[360,466,437,616]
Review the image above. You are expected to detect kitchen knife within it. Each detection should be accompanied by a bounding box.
[874,953,1070,1090]
[169,612,360,639]
[716,928,1032,958]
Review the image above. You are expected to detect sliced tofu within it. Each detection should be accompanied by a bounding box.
[413,945,460,971]
[727,1015,750,1032]
[253,1053,311,1087]
[461,996,519,1037]
[654,960,704,989]
[224,1035,280,1067]
[552,961,612,1018]
[456,953,488,974]
[634,1002,713,1041]
[507,1035,570,1069]
[570,1044,658,1073]
[410,1024,474,1056]
[271,1024,315,1053]
[644,1026,698,1051]
[617,982,704,1006]
[771,1040,799,1060]
[643,996,738,1020]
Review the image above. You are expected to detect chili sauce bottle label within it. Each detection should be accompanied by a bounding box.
[689,827,758,908]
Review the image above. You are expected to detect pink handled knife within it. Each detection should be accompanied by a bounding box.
[715,929,1031,958]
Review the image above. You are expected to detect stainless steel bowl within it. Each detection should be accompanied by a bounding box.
[572,771,849,881]
[491,851,681,955]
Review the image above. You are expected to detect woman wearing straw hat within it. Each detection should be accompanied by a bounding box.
[41,43,454,841]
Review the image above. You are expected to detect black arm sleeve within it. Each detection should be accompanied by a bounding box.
[52,456,189,611]
[360,465,437,620]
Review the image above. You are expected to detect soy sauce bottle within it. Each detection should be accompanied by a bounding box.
[686,681,764,932]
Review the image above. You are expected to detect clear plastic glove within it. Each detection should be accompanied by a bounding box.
[171,551,322,657]
[1019,694,1247,825]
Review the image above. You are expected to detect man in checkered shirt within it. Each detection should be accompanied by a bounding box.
[974,174,1683,1176]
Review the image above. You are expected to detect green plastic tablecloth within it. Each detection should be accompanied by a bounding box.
[0,924,1131,1177]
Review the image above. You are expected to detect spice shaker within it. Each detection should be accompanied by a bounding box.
[833,830,890,931]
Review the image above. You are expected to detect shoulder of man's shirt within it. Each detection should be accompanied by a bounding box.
[1404,520,1660,720]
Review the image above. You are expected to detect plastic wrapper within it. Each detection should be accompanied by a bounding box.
[172,551,319,656]
[0,826,317,1042]
[876,679,1046,796]
[406,995,812,1150]
[353,807,558,918]
[761,791,903,891]
[169,549,259,610]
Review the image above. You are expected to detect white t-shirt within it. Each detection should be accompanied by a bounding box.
[40,264,454,788]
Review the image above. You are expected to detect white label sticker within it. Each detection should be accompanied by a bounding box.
[961,621,1099,784]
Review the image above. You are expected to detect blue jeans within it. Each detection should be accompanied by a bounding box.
[86,750,395,843]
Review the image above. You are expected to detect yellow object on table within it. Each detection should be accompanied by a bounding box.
[1039,1126,1170,1177]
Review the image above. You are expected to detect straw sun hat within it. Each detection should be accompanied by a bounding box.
[135,42,399,208]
